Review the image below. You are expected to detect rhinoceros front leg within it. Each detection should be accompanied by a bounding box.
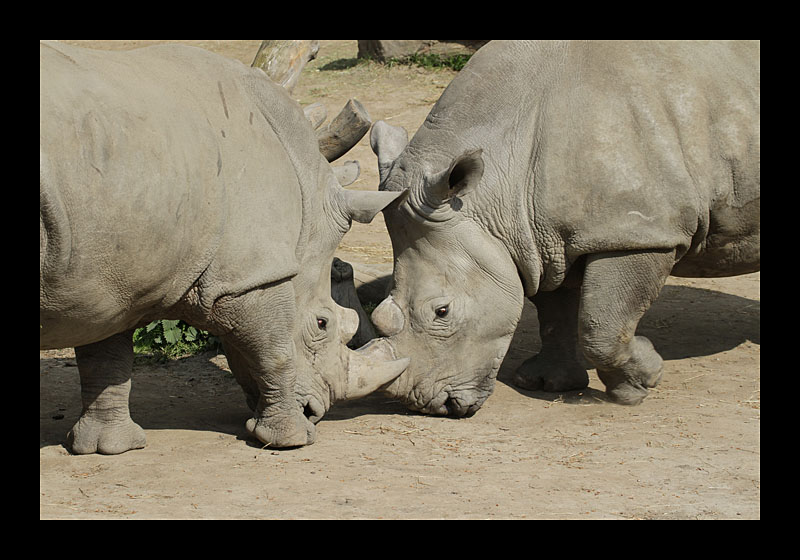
[223,341,259,412]
[67,330,146,455]
[512,285,589,392]
[216,281,313,448]
[578,249,675,405]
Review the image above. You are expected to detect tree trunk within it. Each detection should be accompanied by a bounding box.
[251,40,319,93]
[316,99,372,162]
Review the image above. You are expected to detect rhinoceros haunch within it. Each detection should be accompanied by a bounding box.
[370,40,759,414]
[39,41,408,454]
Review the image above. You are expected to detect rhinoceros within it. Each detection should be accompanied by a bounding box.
[369,40,759,414]
[39,40,408,454]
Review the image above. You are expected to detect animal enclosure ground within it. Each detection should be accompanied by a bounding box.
[40,40,760,519]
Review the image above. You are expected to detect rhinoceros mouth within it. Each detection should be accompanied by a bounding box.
[409,357,503,417]
[443,394,484,417]
[417,390,485,417]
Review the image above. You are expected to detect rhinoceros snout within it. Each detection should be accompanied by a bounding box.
[443,394,481,417]
[414,389,483,418]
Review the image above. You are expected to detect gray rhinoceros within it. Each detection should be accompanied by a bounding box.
[39,41,408,454]
[369,40,759,414]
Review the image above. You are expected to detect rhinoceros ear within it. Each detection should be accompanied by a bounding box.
[340,188,409,224]
[447,149,484,196]
[425,148,485,212]
[370,120,409,186]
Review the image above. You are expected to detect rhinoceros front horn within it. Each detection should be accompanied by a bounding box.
[337,337,409,401]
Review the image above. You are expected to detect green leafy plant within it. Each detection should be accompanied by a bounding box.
[387,52,473,72]
[133,319,220,361]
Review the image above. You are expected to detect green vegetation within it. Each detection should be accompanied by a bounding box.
[133,319,220,361]
[387,52,472,71]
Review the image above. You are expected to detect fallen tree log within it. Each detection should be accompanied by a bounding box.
[251,40,319,93]
[316,99,372,162]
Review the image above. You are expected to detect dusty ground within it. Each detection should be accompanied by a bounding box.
[40,40,760,519]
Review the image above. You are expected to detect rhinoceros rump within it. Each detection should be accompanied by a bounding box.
[39,41,408,453]
[370,40,759,413]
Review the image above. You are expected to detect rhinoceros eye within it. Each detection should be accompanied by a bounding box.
[317,318,327,330]
[435,305,449,318]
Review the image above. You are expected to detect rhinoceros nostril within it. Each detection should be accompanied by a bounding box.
[444,395,474,418]
[302,398,324,423]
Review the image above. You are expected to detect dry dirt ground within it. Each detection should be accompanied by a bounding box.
[40,40,760,519]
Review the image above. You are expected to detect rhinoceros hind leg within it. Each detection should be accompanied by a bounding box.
[68,330,146,454]
[513,287,589,392]
[245,415,315,448]
[578,249,674,405]
[595,336,663,405]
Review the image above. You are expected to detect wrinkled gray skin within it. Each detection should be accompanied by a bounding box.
[370,40,759,414]
[39,41,408,454]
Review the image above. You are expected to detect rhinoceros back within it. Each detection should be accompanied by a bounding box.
[40,41,303,349]
[411,41,759,291]
[535,41,760,277]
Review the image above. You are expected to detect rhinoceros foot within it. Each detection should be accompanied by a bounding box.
[596,336,664,405]
[245,413,315,449]
[512,352,589,393]
[67,416,146,455]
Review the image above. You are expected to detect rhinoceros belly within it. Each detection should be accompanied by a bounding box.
[671,197,760,278]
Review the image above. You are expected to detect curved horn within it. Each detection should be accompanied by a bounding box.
[339,188,409,224]
[336,338,410,401]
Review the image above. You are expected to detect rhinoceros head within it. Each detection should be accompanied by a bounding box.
[368,121,525,416]
[288,161,411,425]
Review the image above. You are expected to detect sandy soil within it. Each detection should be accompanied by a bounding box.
[40,40,760,519]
